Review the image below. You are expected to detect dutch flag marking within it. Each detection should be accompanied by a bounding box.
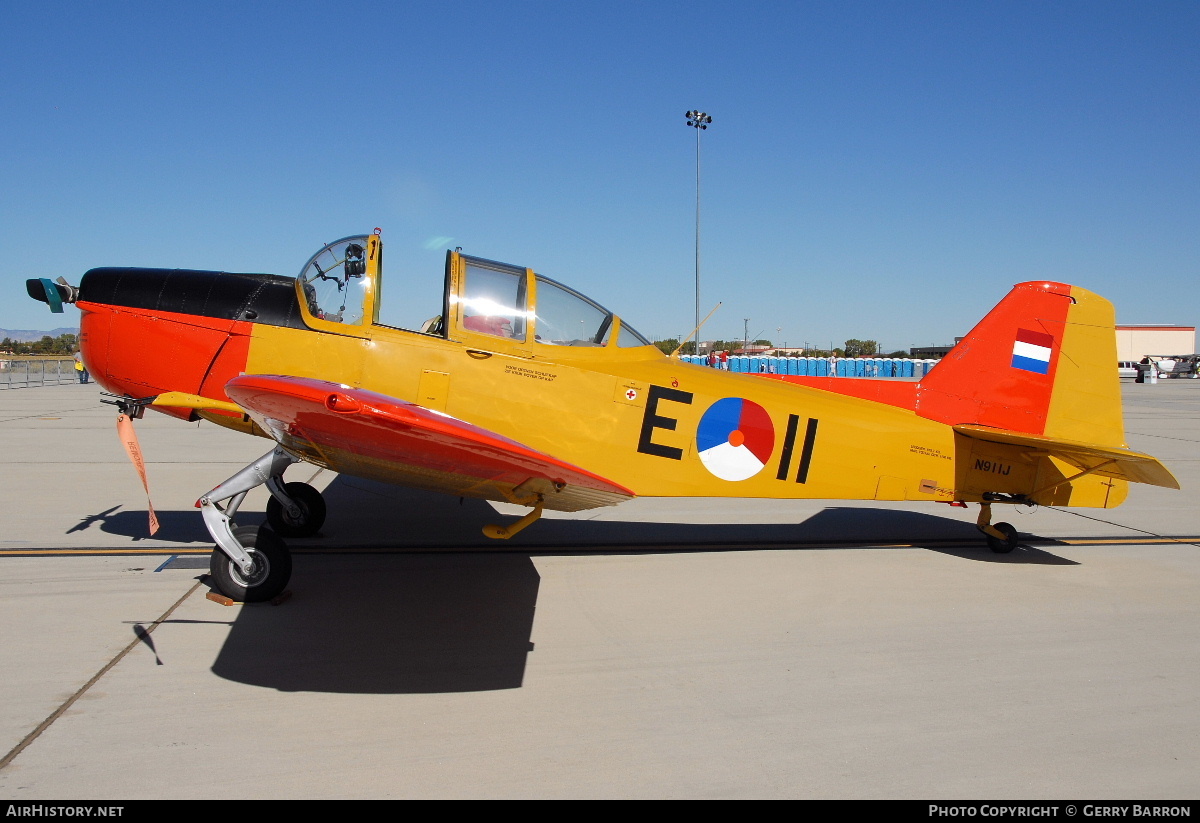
[1011,328,1054,374]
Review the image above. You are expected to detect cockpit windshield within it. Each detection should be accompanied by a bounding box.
[298,235,371,325]
[294,238,653,348]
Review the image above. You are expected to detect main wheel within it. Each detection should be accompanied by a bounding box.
[265,482,326,538]
[208,524,292,602]
[986,521,1019,554]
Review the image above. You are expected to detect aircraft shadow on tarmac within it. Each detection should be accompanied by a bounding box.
[208,552,540,694]
[72,507,218,543]
[201,477,1075,695]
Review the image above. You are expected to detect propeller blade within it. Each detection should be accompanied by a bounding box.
[116,413,160,535]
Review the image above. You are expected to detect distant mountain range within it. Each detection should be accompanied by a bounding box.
[0,327,80,342]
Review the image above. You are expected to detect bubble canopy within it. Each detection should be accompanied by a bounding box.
[295,237,653,349]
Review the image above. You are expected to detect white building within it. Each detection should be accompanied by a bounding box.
[1115,325,1196,362]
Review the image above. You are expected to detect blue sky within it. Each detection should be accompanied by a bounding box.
[2,1,1197,351]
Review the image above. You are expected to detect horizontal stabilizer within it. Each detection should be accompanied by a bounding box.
[954,424,1180,490]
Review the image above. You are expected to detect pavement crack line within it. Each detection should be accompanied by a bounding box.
[0,578,206,771]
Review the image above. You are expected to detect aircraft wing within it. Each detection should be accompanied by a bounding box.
[223,374,635,512]
[953,424,1180,489]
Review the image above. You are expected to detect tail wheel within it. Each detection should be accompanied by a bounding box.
[986,522,1019,554]
[209,524,292,603]
[266,482,326,538]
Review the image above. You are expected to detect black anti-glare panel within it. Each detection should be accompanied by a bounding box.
[78,267,307,329]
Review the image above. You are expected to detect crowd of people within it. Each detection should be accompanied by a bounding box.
[703,350,730,369]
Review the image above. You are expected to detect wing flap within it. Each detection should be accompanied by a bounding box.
[224,375,635,511]
[954,424,1180,490]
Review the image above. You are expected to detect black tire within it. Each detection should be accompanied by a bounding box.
[208,524,292,603]
[986,521,1019,554]
[265,482,326,538]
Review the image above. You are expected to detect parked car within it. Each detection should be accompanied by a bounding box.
[1118,361,1139,379]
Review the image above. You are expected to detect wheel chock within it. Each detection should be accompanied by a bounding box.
[205,590,292,606]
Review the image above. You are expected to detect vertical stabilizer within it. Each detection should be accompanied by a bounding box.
[917,281,1125,447]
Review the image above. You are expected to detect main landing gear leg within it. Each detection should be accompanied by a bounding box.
[976,502,1019,554]
[200,446,300,602]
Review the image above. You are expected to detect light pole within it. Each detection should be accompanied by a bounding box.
[686,110,711,357]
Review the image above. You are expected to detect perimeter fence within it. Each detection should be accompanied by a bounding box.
[0,358,79,389]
